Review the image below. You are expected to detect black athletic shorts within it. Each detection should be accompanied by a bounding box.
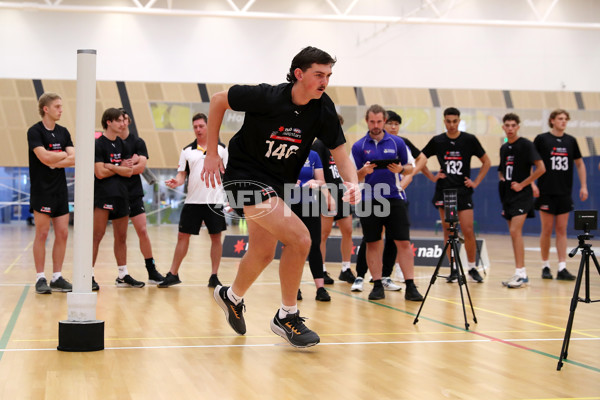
[223,178,283,217]
[433,186,474,211]
[535,194,574,215]
[501,193,535,220]
[129,196,146,218]
[30,190,69,218]
[94,197,129,220]
[359,198,410,242]
[178,204,227,235]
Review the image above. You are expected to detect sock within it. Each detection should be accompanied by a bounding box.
[36,273,45,282]
[118,265,128,279]
[373,279,383,288]
[341,262,350,271]
[467,262,476,271]
[541,260,550,269]
[516,268,527,278]
[51,272,62,282]
[145,258,155,270]
[279,304,298,319]
[227,287,242,305]
[558,262,567,272]
[322,264,328,272]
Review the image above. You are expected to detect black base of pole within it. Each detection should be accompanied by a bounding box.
[57,320,104,352]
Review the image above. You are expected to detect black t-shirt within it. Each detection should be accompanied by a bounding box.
[311,138,343,186]
[498,137,541,197]
[400,136,421,159]
[534,132,582,196]
[225,83,346,185]
[422,131,486,191]
[94,135,131,200]
[123,134,149,198]
[27,121,73,197]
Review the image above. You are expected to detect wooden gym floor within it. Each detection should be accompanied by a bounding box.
[0,223,599,399]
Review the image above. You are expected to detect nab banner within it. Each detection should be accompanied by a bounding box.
[222,235,488,269]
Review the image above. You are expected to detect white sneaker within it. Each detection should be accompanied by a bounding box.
[382,277,402,291]
[502,274,529,289]
[351,277,364,292]
[393,264,405,282]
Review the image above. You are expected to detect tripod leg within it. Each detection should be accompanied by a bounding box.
[557,252,586,370]
[453,240,473,330]
[414,240,452,325]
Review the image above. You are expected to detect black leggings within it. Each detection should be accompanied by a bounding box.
[356,234,397,278]
[291,203,323,280]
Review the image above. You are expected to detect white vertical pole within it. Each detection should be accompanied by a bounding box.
[67,49,97,321]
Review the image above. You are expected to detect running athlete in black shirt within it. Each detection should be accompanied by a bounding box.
[27,93,74,294]
[421,107,491,283]
[118,109,165,284]
[498,113,545,289]
[202,46,360,348]
[92,108,144,290]
[533,109,588,280]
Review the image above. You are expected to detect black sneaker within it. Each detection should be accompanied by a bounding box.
[50,276,72,292]
[323,271,334,285]
[270,311,320,348]
[115,274,145,288]
[315,287,331,302]
[405,282,424,302]
[557,268,576,281]
[338,269,356,283]
[35,278,52,294]
[368,285,385,300]
[542,266,553,280]
[157,272,181,288]
[446,267,458,283]
[213,285,246,335]
[208,274,222,288]
[147,269,165,285]
[92,277,100,291]
[297,289,303,301]
[468,268,484,283]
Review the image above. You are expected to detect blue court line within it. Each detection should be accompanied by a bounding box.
[0,286,29,362]
[331,288,600,373]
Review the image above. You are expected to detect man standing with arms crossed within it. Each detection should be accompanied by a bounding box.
[422,107,491,283]
[118,109,165,284]
[27,93,74,294]
[202,47,360,348]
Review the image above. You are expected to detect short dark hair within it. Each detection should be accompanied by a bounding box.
[502,113,521,124]
[192,113,207,123]
[548,109,570,128]
[118,108,132,123]
[365,104,386,120]
[286,46,337,83]
[101,108,124,130]
[443,107,461,117]
[386,110,402,125]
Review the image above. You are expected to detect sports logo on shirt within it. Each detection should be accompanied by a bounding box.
[48,143,62,152]
[110,153,122,164]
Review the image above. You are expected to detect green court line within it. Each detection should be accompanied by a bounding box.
[331,288,600,373]
[0,286,29,362]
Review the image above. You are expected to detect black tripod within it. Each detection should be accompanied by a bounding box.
[557,232,600,370]
[413,221,477,330]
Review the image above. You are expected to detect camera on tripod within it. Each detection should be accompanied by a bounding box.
[443,189,458,223]
[574,210,597,233]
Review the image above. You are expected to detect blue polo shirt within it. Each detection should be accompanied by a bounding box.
[351,131,414,201]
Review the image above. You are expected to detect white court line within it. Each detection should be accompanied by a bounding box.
[1,337,598,353]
